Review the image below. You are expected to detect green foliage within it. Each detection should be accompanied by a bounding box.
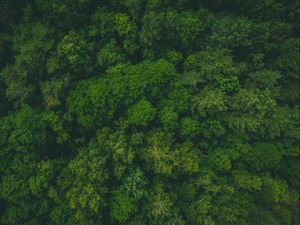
[173,142,201,174]
[96,40,126,70]
[0,1,299,225]
[111,168,148,222]
[200,119,225,138]
[192,87,227,117]
[163,49,183,66]
[121,0,145,19]
[123,168,148,200]
[111,189,136,222]
[233,170,263,191]
[159,107,179,130]
[209,16,253,49]
[141,129,175,175]
[47,31,93,75]
[244,143,282,172]
[40,77,70,109]
[1,23,53,106]
[67,60,176,130]
[88,7,116,40]
[146,184,175,224]
[115,13,135,37]
[127,100,156,126]
[140,10,204,57]
[184,48,238,83]
[180,117,200,138]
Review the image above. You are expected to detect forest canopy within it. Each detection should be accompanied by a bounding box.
[0,0,299,224]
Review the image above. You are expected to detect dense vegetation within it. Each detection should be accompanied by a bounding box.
[0,0,299,224]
